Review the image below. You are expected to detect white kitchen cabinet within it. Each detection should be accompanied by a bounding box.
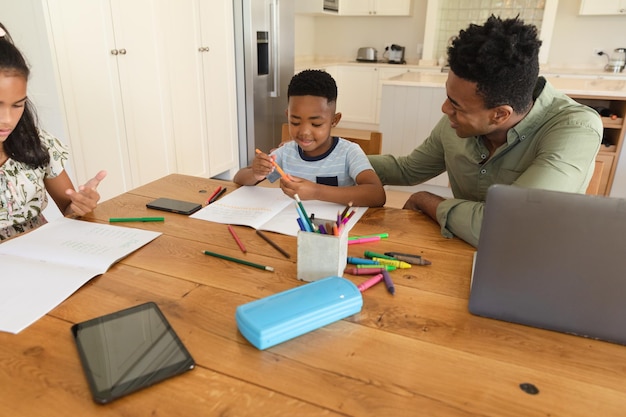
[328,65,424,125]
[44,0,238,201]
[159,0,238,178]
[379,83,449,187]
[45,0,175,201]
[339,0,411,16]
[579,0,626,15]
[331,66,380,124]
[376,67,412,123]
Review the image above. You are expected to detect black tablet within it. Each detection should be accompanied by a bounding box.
[146,197,202,215]
[71,302,195,404]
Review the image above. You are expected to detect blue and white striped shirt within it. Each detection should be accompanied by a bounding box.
[267,137,373,186]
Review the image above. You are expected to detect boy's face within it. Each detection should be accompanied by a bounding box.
[286,95,341,157]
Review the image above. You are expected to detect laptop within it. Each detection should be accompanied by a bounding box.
[469,184,626,345]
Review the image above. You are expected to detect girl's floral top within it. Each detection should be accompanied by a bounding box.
[0,130,69,241]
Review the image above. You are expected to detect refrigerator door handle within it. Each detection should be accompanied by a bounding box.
[269,0,279,97]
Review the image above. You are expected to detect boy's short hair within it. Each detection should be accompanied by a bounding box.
[288,69,337,103]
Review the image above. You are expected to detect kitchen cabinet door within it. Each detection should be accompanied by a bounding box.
[376,67,411,123]
[332,66,379,124]
[339,0,411,16]
[159,0,238,178]
[373,0,412,16]
[379,83,449,187]
[579,0,626,15]
[45,0,174,200]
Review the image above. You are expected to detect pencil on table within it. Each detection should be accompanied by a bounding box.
[256,230,290,259]
[228,225,247,253]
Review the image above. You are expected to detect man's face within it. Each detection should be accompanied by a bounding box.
[441,71,497,138]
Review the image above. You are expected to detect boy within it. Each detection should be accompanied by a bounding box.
[233,69,385,207]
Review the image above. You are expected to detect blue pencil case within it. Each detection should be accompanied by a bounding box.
[235,276,363,350]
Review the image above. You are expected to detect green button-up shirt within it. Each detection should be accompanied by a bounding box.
[369,78,603,247]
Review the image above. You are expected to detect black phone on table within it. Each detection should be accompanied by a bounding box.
[146,197,202,215]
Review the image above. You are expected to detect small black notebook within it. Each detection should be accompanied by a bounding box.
[71,302,195,404]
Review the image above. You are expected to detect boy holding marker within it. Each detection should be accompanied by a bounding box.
[233,69,385,208]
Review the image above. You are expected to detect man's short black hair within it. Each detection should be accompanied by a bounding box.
[447,15,542,114]
[288,69,337,103]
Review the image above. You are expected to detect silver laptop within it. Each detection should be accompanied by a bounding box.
[469,184,626,345]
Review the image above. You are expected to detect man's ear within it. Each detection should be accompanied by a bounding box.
[491,105,512,125]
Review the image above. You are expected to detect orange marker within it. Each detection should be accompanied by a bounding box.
[255,148,289,181]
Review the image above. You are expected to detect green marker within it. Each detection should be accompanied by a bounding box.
[349,233,388,240]
[109,217,165,222]
[364,250,395,260]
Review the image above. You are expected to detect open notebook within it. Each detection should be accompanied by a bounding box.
[191,186,366,236]
[469,184,626,345]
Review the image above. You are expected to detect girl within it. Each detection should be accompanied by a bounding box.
[0,22,106,241]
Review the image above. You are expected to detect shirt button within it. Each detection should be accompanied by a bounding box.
[481,154,487,159]
[520,135,526,140]
[480,169,487,174]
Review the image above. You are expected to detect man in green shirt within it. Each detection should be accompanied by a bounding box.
[369,16,602,247]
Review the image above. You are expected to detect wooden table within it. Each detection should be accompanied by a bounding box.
[2,174,626,416]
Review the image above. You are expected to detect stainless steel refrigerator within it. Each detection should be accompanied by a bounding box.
[233,0,294,167]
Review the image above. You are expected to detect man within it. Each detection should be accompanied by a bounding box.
[369,15,602,247]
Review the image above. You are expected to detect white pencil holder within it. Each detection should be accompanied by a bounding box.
[297,226,348,282]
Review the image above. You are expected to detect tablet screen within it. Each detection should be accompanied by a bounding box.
[71,302,195,404]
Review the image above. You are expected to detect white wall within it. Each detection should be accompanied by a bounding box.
[297,0,626,70]
[297,0,428,64]
[550,0,626,69]
[2,0,69,220]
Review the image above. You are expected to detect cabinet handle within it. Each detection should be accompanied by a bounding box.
[110,49,118,55]
[198,47,210,52]
[119,49,127,55]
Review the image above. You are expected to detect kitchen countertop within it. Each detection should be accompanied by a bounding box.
[383,70,626,98]
[295,58,626,98]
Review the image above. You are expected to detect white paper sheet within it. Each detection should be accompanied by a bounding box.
[0,218,161,334]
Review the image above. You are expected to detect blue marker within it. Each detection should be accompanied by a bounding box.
[347,257,380,265]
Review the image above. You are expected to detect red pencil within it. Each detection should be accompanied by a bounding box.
[205,186,222,206]
[228,225,247,253]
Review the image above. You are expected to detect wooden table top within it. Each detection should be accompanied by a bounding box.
[2,174,625,416]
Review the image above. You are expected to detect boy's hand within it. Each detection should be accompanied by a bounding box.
[279,176,317,200]
[251,151,275,181]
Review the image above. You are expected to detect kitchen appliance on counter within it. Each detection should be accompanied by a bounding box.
[386,44,406,64]
[357,47,378,62]
[605,48,625,73]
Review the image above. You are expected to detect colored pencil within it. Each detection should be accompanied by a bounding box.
[256,230,290,258]
[228,225,247,253]
[202,250,274,272]
[256,148,289,181]
[205,186,222,205]
[109,217,164,222]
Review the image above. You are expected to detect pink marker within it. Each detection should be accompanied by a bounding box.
[347,236,381,245]
[357,273,384,292]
